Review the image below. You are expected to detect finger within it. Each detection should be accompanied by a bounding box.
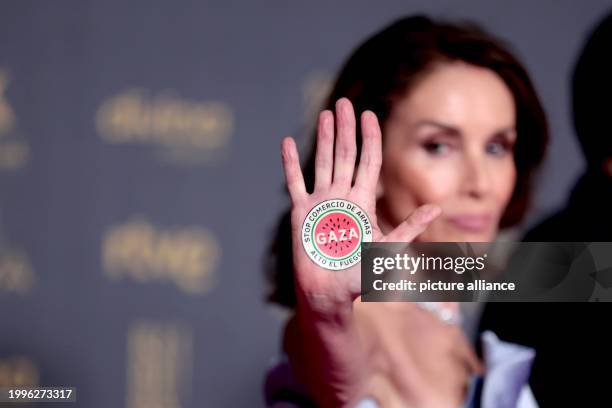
[281,136,307,201]
[314,110,334,191]
[332,98,357,188]
[383,204,441,242]
[354,110,382,194]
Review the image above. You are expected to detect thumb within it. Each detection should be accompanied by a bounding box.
[382,204,441,243]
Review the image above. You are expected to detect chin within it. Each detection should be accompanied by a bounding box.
[421,229,495,242]
[455,231,495,242]
[445,222,498,242]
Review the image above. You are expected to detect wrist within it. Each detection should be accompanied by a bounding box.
[295,287,355,330]
[292,308,370,408]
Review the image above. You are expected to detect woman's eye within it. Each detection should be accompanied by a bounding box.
[422,142,450,155]
[485,141,510,156]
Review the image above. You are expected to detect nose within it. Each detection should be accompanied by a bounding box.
[461,150,491,199]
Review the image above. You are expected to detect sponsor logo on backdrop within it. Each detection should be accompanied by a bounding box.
[102,218,220,294]
[126,321,192,408]
[96,88,233,165]
[0,70,29,170]
[0,226,35,295]
[0,356,39,387]
[0,247,35,294]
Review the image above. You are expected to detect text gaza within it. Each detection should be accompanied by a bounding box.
[316,228,359,244]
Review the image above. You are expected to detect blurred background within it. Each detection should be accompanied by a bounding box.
[0,0,610,406]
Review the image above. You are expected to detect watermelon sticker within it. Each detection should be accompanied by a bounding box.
[301,199,373,271]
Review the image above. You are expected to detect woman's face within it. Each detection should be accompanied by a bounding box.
[378,61,517,242]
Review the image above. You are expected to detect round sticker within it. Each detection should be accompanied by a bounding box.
[301,199,373,270]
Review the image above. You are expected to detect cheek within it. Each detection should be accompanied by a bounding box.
[490,158,517,211]
[381,151,460,221]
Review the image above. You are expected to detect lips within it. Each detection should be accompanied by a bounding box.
[447,214,493,232]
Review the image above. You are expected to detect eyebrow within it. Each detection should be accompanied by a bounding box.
[412,120,461,136]
[412,120,517,138]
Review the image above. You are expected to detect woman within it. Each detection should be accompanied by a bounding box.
[266,15,548,407]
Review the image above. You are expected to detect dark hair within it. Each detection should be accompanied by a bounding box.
[572,11,612,168]
[265,15,548,308]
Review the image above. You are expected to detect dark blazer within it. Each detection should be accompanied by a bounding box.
[478,169,612,406]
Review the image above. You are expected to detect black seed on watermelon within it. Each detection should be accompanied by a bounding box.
[316,212,361,259]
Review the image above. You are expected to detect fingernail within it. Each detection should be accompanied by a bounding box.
[336,98,345,116]
[323,110,332,127]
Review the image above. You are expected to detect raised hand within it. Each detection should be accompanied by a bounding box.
[281,97,441,316]
[280,98,445,407]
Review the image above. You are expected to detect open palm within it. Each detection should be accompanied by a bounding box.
[281,97,440,315]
